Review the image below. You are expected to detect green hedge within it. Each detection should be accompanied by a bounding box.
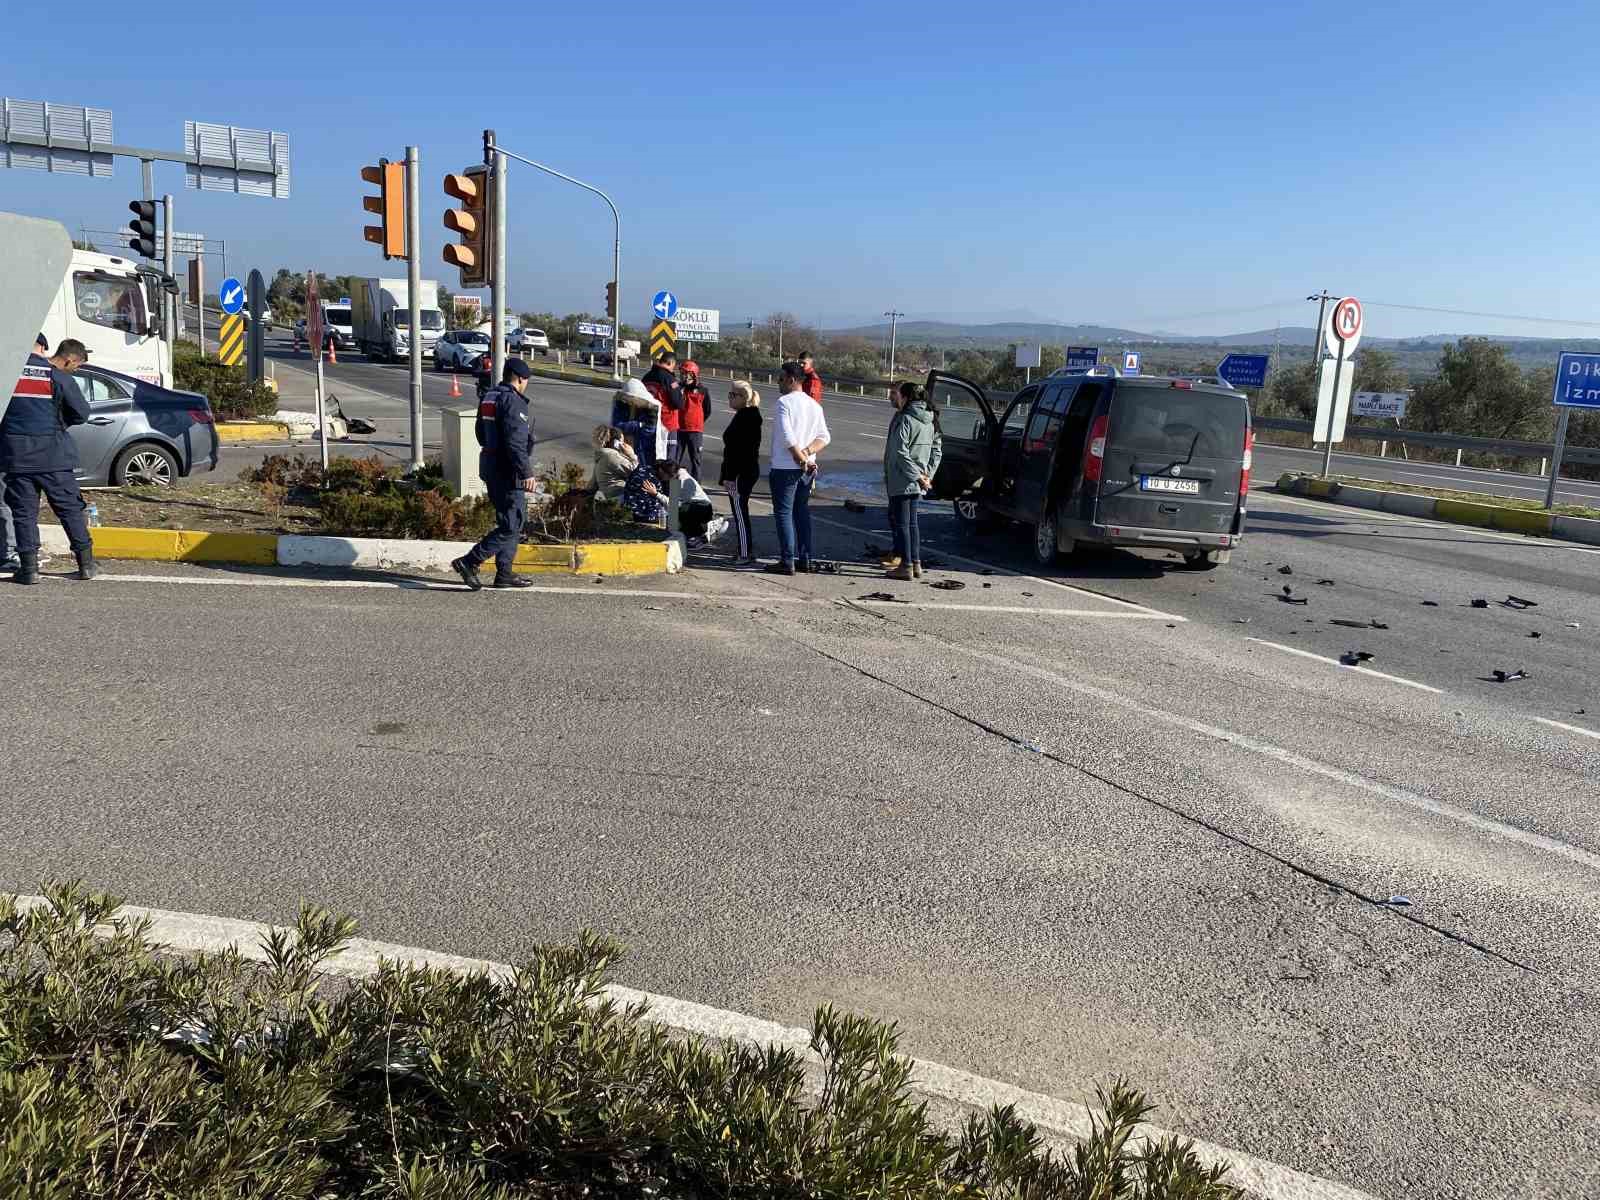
[1,884,1240,1199]
[173,340,278,421]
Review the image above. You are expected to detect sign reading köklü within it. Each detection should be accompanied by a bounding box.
[673,306,720,343]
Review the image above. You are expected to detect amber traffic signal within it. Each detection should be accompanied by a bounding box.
[442,166,491,288]
[360,160,405,259]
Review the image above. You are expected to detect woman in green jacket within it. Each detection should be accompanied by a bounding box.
[882,381,943,580]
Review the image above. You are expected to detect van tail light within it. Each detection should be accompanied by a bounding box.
[1240,426,1254,496]
[188,408,214,424]
[1083,414,1109,483]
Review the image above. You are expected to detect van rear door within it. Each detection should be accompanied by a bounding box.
[925,371,996,501]
[1093,382,1249,538]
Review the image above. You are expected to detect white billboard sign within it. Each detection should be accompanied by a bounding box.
[674,306,719,342]
[1015,342,1042,369]
[1351,391,1408,420]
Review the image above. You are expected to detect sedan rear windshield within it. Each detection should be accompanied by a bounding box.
[1107,384,1248,460]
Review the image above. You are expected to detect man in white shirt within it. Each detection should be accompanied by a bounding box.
[766,361,831,575]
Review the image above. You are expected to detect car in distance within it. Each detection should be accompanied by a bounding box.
[69,364,221,487]
[510,327,550,356]
[434,329,492,371]
[927,366,1252,570]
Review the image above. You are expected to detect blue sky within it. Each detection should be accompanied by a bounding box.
[4,0,1598,340]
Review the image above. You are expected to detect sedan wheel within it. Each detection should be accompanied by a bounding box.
[115,444,178,488]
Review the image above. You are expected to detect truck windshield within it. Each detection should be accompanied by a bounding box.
[324,307,352,326]
[420,310,444,331]
[1107,384,1247,460]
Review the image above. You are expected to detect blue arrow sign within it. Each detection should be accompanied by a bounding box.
[1065,345,1099,369]
[1217,353,1269,389]
[1554,352,1600,409]
[219,277,244,315]
[651,290,677,321]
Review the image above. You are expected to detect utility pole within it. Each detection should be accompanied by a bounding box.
[405,145,423,471]
[777,316,786,362]
[884,309,905,384]
[161,193,174,357]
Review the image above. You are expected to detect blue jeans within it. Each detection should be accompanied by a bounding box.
[769,467,813,565]
[889,494,920,563]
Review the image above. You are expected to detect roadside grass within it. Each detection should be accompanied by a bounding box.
[1318,473,1600,521]
[0,883,1242,1200]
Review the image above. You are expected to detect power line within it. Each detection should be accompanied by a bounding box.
[1360,300,1600,330]
[1117,299,1302,329]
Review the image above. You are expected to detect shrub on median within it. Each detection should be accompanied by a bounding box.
[1,883,1240,1199]
[173,339,278,421]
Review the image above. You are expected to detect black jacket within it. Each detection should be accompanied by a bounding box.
[475,383,535,480]
[719,406,763,483]
[642,363,683,414]
[1,354,90,473]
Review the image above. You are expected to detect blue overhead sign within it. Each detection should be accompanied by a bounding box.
[651,290,677,320]
[1217,353,1270,389]
[219,276,244,315]
[1554,352,1600,409]
[1065,345,1099,369]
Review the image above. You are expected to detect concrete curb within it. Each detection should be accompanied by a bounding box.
[216,421,294,444]
[9,894,1376,1200]
[1274,472,1600,546]
[40,526,683,577]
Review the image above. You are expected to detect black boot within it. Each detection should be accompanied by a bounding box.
[451,556,483,591]
[74,549,99,581]
[492,572,534,589]
[15,553,39,585]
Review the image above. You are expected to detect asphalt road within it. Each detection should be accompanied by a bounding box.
[5,478,1599,1198]
[229,333,1600,510]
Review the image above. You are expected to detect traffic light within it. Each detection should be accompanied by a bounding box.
[127,200,157,259]
[442,166,490,288]
[360,159,405,259]
[605,281,616,314]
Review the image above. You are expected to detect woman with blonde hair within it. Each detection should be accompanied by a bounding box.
[718,380,763,565]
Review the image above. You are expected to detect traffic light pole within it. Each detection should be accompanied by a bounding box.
[490,131,508,387]
[405,144,423,471]
[161,193,174,360]
[491,144,622,381]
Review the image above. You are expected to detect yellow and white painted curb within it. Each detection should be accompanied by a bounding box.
[39,526,683,577]
[1275,472,1600,546]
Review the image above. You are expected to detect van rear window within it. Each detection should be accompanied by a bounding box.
[1107,385,1247,460]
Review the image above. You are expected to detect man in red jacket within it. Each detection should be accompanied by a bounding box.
[798,350,824,402]
[641,351,683,463]
[676,360,711,479]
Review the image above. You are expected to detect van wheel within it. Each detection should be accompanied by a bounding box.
[952,495,990,534]
[1180,550,1224,571]
[1032,505,1060,566]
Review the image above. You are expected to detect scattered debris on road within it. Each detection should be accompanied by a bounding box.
[1421,600,1439,607]
[1278,586,1308,605]
[1490,669,1529,683]
[843,499,868,514]
[1528,631,1542,639]
[928,579,965,591]
[1232,618,1250,624]
[1277,565,1294,575]
[1565,622,1581,629]
[1340,651,1375,665]
[1316,578,1336,586]
[860,592,907,603]
[1470,598,1489,609]
[1502,595,1539,610]
[1386,895,1414,907]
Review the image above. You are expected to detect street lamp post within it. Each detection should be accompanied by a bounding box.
[884,309,904,385]
[493,145,623,381]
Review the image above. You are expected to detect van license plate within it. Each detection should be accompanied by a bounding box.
[1141,476,1200,495]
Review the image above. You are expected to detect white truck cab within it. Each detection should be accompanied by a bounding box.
[40,249,171,388]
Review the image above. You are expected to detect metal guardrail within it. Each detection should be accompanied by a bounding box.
[1252,417,1600,467]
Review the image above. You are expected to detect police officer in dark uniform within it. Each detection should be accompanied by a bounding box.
[2,337,96,585]
[452,357,536,591]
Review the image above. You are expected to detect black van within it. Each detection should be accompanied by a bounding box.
[926,368,1253,570]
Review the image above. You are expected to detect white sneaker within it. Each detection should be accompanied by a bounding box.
[706,516,730,543]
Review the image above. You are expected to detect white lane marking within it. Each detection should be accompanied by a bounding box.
[1257,492,1600,555]
[75,571,1149,618]
[4,893,1378,1200]
[1534,717,1600,743]
[915,637,1600,873]
[1244,637,1445,694]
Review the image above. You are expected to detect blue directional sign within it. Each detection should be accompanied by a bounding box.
[1554,352,1600,409]
[651,290,677,321]
[219,276,245,315]
[1217,353,1270,389]
[1123,351,1141,376]
[1065,345,1099,369]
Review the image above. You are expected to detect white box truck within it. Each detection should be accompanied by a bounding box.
[352,277,444,363]
[39,249,172,387]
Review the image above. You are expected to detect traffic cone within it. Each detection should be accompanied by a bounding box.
[327,340,337,365]
[449,374,461,398]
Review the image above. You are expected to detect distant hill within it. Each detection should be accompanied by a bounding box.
[828,320,1153,347]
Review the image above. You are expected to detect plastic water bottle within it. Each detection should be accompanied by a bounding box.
[86,503,101,528]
